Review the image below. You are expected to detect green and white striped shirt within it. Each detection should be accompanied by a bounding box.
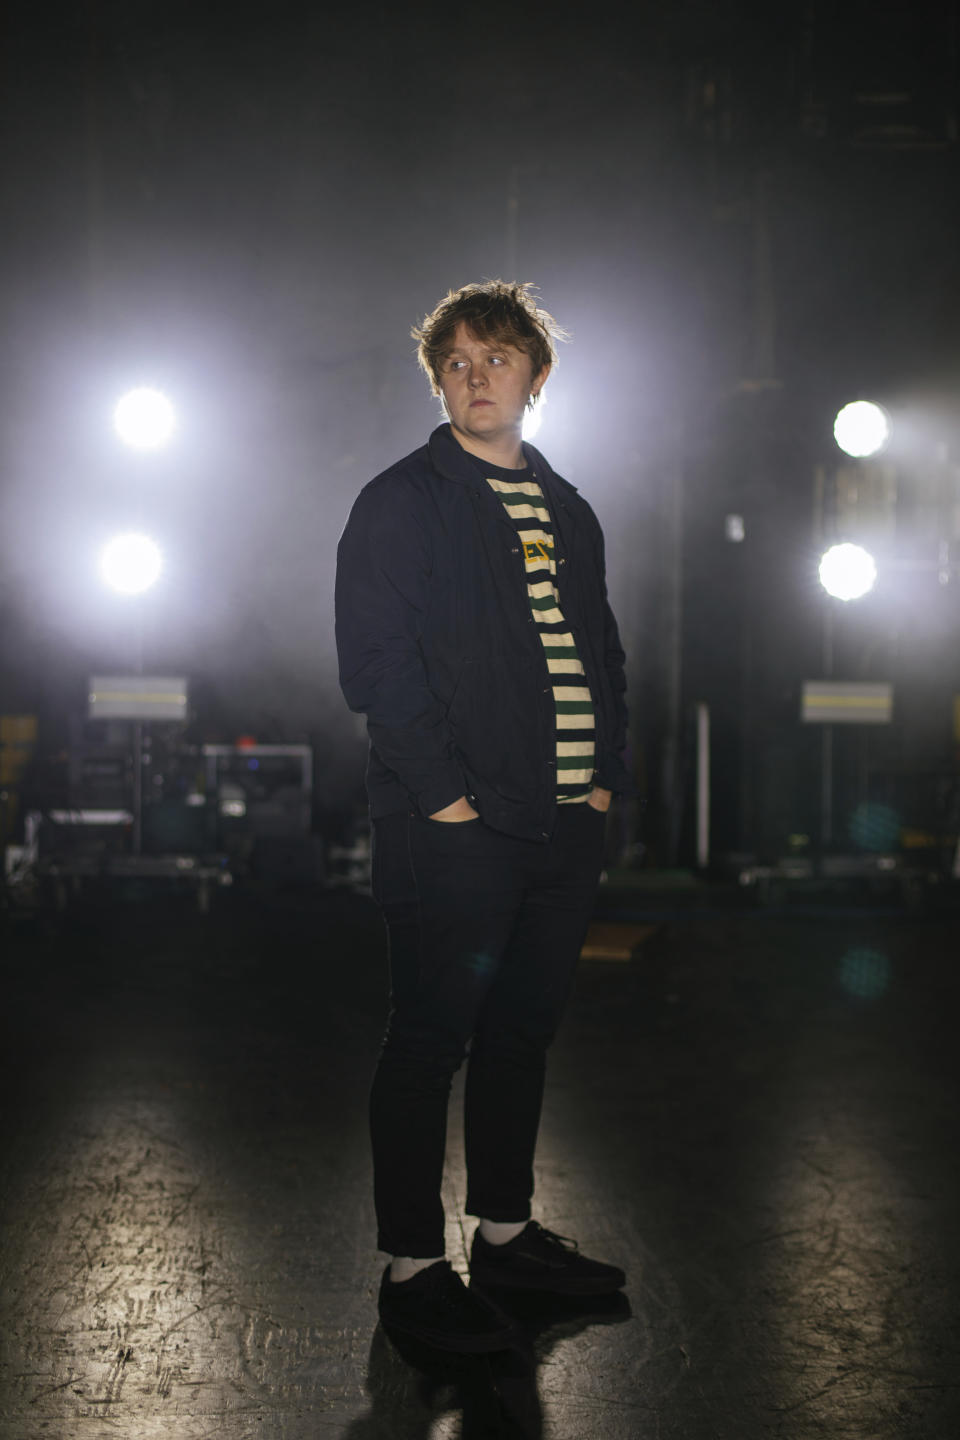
[485,467,595,804]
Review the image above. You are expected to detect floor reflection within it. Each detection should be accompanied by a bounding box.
[5,896,957,1436]
[838,946,891,1000]
[344,1287,632,1439]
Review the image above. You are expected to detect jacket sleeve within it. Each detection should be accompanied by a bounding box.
[335,477,468,817]
[590,519,634,795]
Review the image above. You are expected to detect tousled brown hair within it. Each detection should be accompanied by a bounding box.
[412,280,566,400]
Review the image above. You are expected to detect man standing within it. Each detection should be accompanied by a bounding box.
[335,281,632,1352]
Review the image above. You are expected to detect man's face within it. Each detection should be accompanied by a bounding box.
[437,321,548,452]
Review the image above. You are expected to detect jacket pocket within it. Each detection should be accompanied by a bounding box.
[447,655,542,804]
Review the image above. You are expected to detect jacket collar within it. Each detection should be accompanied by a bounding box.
[427,423,579,497]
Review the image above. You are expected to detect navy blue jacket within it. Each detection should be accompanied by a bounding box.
[335,424,632,841]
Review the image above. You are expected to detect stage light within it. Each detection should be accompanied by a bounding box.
[833,401,889,458]
[113,388,176,450]
[818,542,877,601]
[100,533,163,594]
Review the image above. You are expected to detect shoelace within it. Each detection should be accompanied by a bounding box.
[528,1222,578,1252]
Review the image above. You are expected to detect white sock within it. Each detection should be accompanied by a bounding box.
[389,1255,444,1283]
[478,1219,527,1246]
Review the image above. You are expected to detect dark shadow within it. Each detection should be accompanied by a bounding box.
[342,1287,632,1438]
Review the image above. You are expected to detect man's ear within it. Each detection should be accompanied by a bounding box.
[530,363,551,400]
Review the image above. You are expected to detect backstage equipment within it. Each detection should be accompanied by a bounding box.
[23,676,231,912]
[0,713,37,838]
[21,809,230,913]
[201,744,322,886]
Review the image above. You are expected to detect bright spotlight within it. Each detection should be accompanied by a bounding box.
[818,542,877,601]
[100,533,163,595]
[833,401,889,458]
[113,388,176,450]
[522,395,545,442]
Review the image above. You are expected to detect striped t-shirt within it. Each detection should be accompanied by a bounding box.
[484,465,595,804]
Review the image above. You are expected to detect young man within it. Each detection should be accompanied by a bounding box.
[335,281,631,1352]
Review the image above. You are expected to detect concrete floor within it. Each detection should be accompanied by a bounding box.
[1,882,958,1439]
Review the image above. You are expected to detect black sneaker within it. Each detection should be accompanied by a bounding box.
[377,1260,518,1353]
[470,1222,626,1296]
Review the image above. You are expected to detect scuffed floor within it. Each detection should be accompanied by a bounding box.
[1,886,958,1438]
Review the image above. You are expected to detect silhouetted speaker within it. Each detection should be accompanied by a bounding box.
[141,799,208,855]
[202,745,312,849]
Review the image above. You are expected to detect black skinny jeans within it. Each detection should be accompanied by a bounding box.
[369,803,606,1258]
